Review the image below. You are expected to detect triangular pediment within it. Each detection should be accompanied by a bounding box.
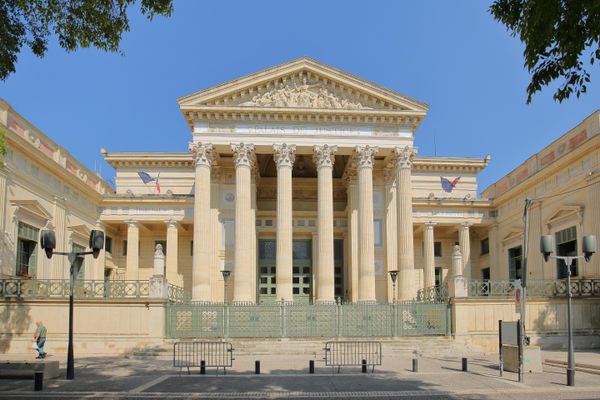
[546,205,582,228]
[10,200,52,221]
[502,229,523,245]
[178,57,428,113]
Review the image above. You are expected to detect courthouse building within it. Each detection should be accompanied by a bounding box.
[1,57,599,308]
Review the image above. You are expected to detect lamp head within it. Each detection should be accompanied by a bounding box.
[540,235,554,262]
[221,269,232,282]
[40,230,56,259]
[583,235,597,262]
[89,230,105,259]
[388,270,398,284]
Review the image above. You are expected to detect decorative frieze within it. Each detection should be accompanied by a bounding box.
[273,143,296,168]
[189,142,215,167]
[313,145,337,168]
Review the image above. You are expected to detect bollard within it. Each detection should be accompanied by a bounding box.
[34,371,43,391]
[462,357,468,372]
[412,358,418,373]
[361,359,367,373]
[255,360,260,375]
[200,360,206,375]
[309,360,315,374]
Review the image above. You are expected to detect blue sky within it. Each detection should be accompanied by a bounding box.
[1,1,598,192]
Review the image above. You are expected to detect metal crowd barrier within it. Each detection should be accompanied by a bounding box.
[324,341,382,373]
[173,341,234,375]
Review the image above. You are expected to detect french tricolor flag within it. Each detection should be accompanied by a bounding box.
[138,172,161,193]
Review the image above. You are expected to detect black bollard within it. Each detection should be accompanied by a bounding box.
[200,360,206,375]
[34,372,43,391]
[462,357,468,372]
[361,359,367,373]
[309,360,315,374]
[255,360,260,375]
[412,358,418,372]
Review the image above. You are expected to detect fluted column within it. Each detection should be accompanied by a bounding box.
[273,143,296,302]
[190,142,214,301]
[395,146,416,300]
[165,219,178,283]
[459,222,471,281]
[585,174,600,277]
[231,143,256,303]
[488,224,500,280]
[125,221,139,280]
[314,144,337,303]
[0,168,8,277]
[52,196,67,279]
[384,167,398,303]
[345,172,359,302]
[423,222,436,289]
[355,145,378,303]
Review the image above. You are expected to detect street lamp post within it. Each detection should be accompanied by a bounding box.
[40,229,104,380]
[541,234,596,387]
[388,270,398,304]
[221,270,231,304]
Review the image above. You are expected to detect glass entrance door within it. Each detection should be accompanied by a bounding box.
[292,239,312,304]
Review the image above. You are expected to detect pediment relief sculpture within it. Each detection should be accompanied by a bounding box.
[238,76,371,110]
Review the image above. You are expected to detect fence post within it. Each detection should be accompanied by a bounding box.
[392,302,397,337]
[224,303,229,339]
[336,299,342,338]
[281,299,286,338]
[446,304,452,336]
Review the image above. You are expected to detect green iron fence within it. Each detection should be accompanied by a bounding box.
[0,278,149,299]
[166,302,451,339]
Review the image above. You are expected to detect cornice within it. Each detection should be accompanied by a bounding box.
[412,156,490,173]
[102,152,194,168]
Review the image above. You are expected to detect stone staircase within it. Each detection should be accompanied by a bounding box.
[129,337,483,360]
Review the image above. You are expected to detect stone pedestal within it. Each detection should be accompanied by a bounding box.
[448,276,468,298]
[149,275,168,299]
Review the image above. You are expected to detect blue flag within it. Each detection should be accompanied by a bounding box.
[138,171,155,184]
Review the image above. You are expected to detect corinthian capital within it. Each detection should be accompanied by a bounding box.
[354,145,379,169]
[394,146,416,169]
[313,144,337,168]
[273,143,296,168]
[189,142,214,167]
[231,143,256,168]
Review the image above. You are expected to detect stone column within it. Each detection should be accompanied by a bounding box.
[395,146,416,301]
[125,221,139,280]
[345,172,359,302]
[488,224,499,280]
[273,143,296,302]
[231,143,256,303]
[52,196,67,279]
[585,174,600,277]
[459,222,471,281]
[384,168,398,303]
[314,145,337,303]
[355,145,378,303]
[189,142,214,302]
[423,222,436,289]
[165,219,178,283]
[0,168,8,277]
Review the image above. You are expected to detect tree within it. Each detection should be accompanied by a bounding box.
[490,0,600,103]
[0,0,173,81]
[0,126,7,158]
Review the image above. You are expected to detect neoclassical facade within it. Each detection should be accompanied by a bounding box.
[1,58,598,305]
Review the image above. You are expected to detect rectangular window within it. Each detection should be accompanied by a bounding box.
[481,238,489,255]
[16,222,39,278]
[190,240,193,256]
[72,243,86,282]
[374,219,383,247]
[435,267,442,287]
[154,240,167,255]
[556,226,578,278]
[508,246,522,281]
[122,240,127,256]
[434,242,442,257]
[105,236,113,254]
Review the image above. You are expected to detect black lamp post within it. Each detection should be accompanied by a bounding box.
[388,270,398,304]
[40,229,104,380]
[541,234,596,387]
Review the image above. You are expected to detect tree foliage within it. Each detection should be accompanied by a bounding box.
[0,126,7,158]
[0,0,173,80]
[490,0,600,103]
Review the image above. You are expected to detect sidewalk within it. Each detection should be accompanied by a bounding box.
[1,349,600,399]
